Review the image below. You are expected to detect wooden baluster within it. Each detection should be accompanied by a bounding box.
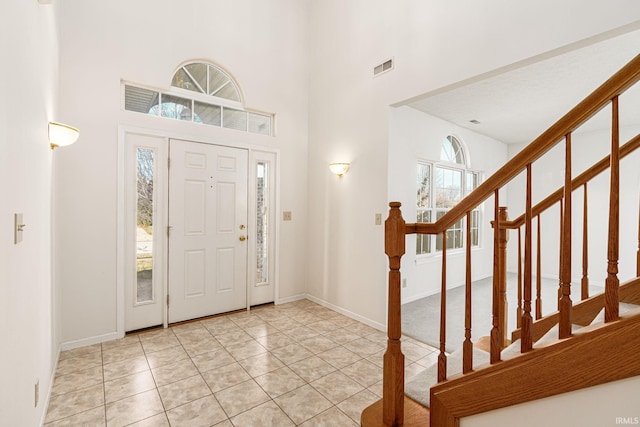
[463,212,473,374]
[498,207,509,346]
[521,165,534,353]
[517,227,522,328]
[490,190,502,363]
[582,183,589,300]
[438,231,448,382]
[559,133,573,339]
[383,202,405,426]
[536,215,542,319]
[605,97,620,322]
[557,200,563,310]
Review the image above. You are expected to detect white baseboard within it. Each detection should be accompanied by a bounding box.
[60,331,121,352]
[304,294,386,332]
[275,293,307,305]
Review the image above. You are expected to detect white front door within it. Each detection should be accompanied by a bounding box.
[168,139,248,323]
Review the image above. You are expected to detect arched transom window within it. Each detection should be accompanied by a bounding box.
[123,61,272,136]
[172,62,241,102]
[416,135,481,255]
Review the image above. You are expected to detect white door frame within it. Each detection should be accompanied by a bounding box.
[117,125,280,336]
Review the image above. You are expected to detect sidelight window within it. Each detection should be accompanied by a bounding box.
[256,162,270,284]
[136,148,155,303]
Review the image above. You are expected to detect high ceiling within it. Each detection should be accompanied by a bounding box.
[407,28,640,145]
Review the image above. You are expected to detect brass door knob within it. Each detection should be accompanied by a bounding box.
[239,235,246,242]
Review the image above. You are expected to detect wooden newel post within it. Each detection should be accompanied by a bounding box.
[383,202,406,426]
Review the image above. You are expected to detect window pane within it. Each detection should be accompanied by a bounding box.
[172,68,200,93]
[416,210,432,254]
[466,171,479,195]
[184,63,207,93]
[441,135,464,164]
[417,163,431,208]
[208,67,231,96]
[471,209,480,246]
[435,167,462,208]
[215,83,241,102]
[256,162,270,284]
[435,211,463,250]
[223,107,247,131]
[136,148,154,304]
[248,112,271,135]
[194,101,221,126]
[152,94,192,121]
[125,85,159,114]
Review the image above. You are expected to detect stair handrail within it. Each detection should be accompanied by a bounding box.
[502,133,640,230]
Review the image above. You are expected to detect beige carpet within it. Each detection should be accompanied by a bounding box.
[401,274,602,352]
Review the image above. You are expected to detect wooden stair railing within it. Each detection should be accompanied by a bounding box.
[503,133,640,335]
[511,276,640,343]
[362,53,640,427]
[430,307,640,427]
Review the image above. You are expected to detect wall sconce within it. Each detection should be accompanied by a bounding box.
[329,162,350,177]
[49,122,80,149]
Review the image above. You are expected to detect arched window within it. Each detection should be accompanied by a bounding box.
[171,62,242,103]
[416,135,481,255]
[123,61,272,135]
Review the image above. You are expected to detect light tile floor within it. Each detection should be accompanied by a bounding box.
[45,299,438,427]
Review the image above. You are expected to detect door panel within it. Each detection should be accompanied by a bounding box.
[169,139,248,323]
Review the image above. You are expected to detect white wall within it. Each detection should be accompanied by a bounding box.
[55,0,310,344]
[505,124,640,292]
[461,375,640,427]
[0,1,59,425]
[307,0,640,327]
[388,106,508,302]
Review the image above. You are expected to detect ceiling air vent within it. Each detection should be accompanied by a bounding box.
[373,58,394,77]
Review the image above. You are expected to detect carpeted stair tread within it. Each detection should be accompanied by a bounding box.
[533,323,582,348]
[590,302,639,325]
[405,346,490,408]
[501,338,522,360]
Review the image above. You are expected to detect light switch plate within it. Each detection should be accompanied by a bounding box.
[375,213,382,225]
[14,213,24,244]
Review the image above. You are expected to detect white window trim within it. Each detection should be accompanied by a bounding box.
[415,159,484,258]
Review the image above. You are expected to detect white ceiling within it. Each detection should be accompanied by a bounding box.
[407,29,640,145]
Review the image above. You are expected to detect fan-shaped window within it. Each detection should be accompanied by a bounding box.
[172,62,241,103]
[123,61,272,136]
[440,135,465,165]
